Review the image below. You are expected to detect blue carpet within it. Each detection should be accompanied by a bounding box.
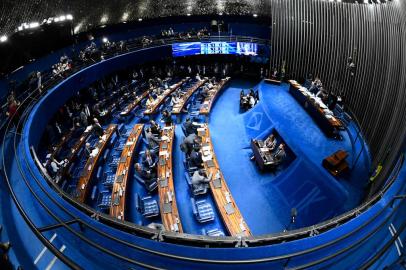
[208,79,371,234]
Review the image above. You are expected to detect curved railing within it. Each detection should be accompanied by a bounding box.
[1,35,405,269]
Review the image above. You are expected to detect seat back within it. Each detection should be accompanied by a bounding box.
[135,194,145,213]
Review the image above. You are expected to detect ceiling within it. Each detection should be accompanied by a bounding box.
[0,0,269,36]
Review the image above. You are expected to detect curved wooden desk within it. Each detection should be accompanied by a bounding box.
[144,78,188,115]
[120,90,149,117]
[172,79,208,120]
[110,124,144,220]
[198,124,251,237]
[75,124,117,203]
[199,77,231,117]
[157,125,183,233]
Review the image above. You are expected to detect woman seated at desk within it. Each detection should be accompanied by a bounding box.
[264,134,277,152]
[145,94,155,108]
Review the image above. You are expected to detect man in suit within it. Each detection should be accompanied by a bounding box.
[134,163,156,186]
[180,134,201,156]
[191,169,211,193]
[161,110,172,126]
[183,117,198,136]
[92,118,103,137]
[272,143,286,163]
[149,120,161,137]
[145,127,160,150]
[142,149,157,170]
[190,146,203,168]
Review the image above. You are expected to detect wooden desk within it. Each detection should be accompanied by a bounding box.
[157,125,183,233]
[288,80,342,137]
[144,79,187,115]
[120,90,149,117]
[172,79,207,117]
[199,77,231,116]
[110,124,143,220]
[198,124,252,237]
[75,124,117,203]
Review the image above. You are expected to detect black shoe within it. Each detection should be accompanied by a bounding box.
[0,242,11,252]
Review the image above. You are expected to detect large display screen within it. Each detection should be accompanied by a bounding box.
[172,42,258,57]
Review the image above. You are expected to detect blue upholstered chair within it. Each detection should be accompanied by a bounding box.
[97,191,112,210]
[202,228,225,237]
[191,198,214,223]
[135,194,159,218]
[184,172,208,196]
[133,173,158,193]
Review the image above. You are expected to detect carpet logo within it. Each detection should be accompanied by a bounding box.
[246,112,264,131]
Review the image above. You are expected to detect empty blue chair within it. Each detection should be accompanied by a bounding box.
[103,173,115,187]
[98,191,112,210]
[191,198,214,223]
[96,166,103,181]
[202,228,225,237]
[108,156,120,169]
[110,133,118,147]
[135,194,159,218]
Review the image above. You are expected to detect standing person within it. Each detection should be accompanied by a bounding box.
[6,98,19,128]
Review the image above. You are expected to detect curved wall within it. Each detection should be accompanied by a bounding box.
[269,0,406,194]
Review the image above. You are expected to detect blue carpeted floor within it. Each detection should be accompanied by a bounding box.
[208,79,371,234]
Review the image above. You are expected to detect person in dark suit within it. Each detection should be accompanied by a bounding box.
[149,120,161,137]
[142,149,157,170]
[92,118,103,137]
[272,143,286,163]
[161,110,172,126]
[180,134,201,156]
[189,146,203,168]
[145,127,160,149]
[134,163,156,186]
[183,117,198,136]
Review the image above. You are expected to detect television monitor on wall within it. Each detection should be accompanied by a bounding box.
[172,42,258,57]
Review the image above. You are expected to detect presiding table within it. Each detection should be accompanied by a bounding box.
[288,80,343,138]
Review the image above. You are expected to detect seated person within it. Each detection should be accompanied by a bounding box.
[180,134,201,156]
[85,142,92,157]
[149,120,161,137]
[196,73,202,81]
[264,134,277,151]
[142,149,157,170]
[240,90,249,110]
[92,118,103,137]
[191,169,211,192]
[189,146,203,168]
[309,77,322,95]
[170,93,180,108]
[161,110,172,125]
[272,143,287,164]
[271,68,279,79]
[145,127,160,149]
[183,117,198,136]
[134,163,156,187]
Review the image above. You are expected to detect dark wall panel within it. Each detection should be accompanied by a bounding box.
[269,0,406,183]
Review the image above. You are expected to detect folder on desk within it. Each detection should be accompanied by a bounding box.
[206,160,215,168]
[162,142,168,150]
[159,158,166,166]
[113,196,120,206]
[224,203,235,215]
[213,178,222,189]
[160,178,168,187]
[120,156,127,163]
[163,203,172,214]
[116,175,124,183]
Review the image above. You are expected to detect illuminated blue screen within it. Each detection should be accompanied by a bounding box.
[172,42,258,57]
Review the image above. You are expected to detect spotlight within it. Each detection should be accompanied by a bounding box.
[138,18,143,22]
[0,35,7,42]
[66,14,73,20]
[187,13,191,16]
[102,37,108,43]
[253,13,258,18]
[29,22,39,28]
[59,15,66,21]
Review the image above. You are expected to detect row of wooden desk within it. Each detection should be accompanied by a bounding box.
[144,78,188,115]
[199,77,231,116]
[119,90,149,117]
[157,125,183,233]
[288,80,343,138]
[198,124,252,237]
[110,124,144,220]
[172,78,207,116]
[75,124,117,203]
